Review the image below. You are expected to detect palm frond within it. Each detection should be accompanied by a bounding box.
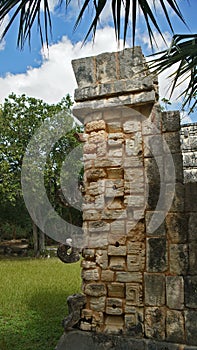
[0,0,188,48]
[149,34,197,112]
[0,0,52,48]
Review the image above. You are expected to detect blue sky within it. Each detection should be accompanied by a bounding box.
[0,0,196,123]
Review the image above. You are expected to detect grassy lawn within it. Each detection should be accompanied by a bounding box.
[0,258,81,350]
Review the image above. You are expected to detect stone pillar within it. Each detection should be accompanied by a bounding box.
[59,47,197,348]
[72,47,157,335]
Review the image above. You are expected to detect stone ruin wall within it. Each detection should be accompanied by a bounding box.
[180,122,197,183]
[71,48,197,347]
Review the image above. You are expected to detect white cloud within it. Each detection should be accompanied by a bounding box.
[141,30,172,52]
[40,0,59,13]
[0,24,192,119]
[0,27,125,104]
[0,15,9,51]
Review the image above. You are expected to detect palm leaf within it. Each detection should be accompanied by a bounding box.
[0,0,188,48]
[149,34,197,112]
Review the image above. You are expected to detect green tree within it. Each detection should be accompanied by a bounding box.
[0,0,196,111]
[0,93,82,255]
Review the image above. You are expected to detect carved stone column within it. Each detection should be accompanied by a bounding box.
[72,47,158,335]
[56,47,197,350]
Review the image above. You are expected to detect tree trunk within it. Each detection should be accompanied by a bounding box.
[32,220,39,257]
[39,230,45,255]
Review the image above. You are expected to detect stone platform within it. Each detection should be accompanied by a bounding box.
[55,330,197,350]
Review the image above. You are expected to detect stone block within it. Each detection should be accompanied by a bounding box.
[81,260,96,269]
[89,130,107,144]
[94,194,105,209]
[102,209,127,220]
[107,199,124,210]
[90,296,106,312]
[89,221,110,233]
[143,134,163,157]
[185,310,197,345]
[107,121,122,133]
[163,132,181,154]
[126,220,145,242]
[146,340,179,350]
[166,213,188,243]
[104,315,124,334]
[96,249,108,269]
[144,157,163,184]
[99,82,113,96]
[110,220,125,234]
[170,244,188,275]
[88,180,105,196]
[83,143,97,154]
[126,283,143,305]
[145,307,165,340]
[108,283,125,298]
[127,242,145,272]
[83,152,96,161]
[96,141,107,157]
[86,168,106,181]
[88,232,108,249]
[147,238,167,272]
[82,268,100,281]
[188,213,197,242]
[185,183,197,212]
[85,283,107,297]
[146,183,165,211]
[124,180,144,195]
[116,272,142,283]
[166,310,185,343]
[161,111,180,132]
[124,195,145,208]
[125,132,142,156]
[166,276,184,310]
[164,153,184,183]
[83,210,102,221]
[144,274,165,306]
[165,182,185,212]
[108,245,126,256]
[109,257,126,271]
[141,107,162,136]
[108,234,126,246]
[184,276,197,308]
[108,132,124,146]
[125,308,144,337]
[189,242,197,274]
[123,120,141,133]
[123,156,143,168]
[106,298,123,315]
[81,308,93,320]
[101,270,115,282]
[108,147,123,158]
[145,211,166,237]
[86,120,106,133]
[72,57,95,88]
[105,179,124,197]
[106,167,124,179]
[95,157,122,168]
[82,248,95,260]
[80,322,92,331]
[96,52,117,83]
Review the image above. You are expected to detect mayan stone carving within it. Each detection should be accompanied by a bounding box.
[67,47,197,347]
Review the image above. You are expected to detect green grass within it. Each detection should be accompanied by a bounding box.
[0,258,81,350]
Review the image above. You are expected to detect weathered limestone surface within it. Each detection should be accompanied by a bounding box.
[57,47,197,349]
[55,330,197,350]
[180,122,197,182]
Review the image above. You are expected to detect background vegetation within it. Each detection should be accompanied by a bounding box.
[0,258,81,350]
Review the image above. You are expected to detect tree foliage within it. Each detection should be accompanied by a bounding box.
[0,93,82,247]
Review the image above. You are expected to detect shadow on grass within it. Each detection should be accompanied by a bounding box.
[0,289,71,350]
